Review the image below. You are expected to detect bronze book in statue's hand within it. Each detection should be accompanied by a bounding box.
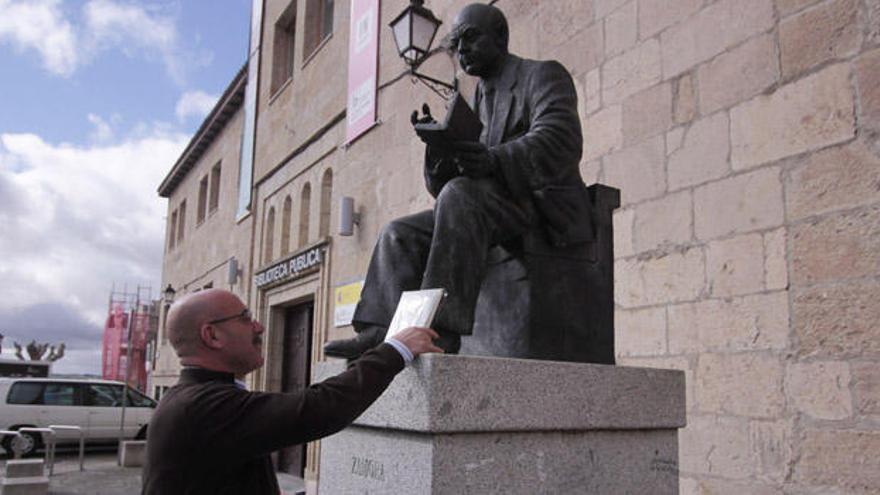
[414,92,482,150]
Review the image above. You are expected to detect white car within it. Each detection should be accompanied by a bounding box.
[0,377,156,456]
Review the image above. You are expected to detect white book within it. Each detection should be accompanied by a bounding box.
[383,288,447,342]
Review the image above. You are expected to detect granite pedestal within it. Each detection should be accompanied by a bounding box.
[315,354,686,494]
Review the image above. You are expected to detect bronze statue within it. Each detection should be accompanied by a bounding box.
[325,3,602,361]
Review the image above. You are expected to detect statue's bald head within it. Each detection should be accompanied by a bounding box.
[166,288,238,358]
[452,3,509,52]
[450,3,509,77]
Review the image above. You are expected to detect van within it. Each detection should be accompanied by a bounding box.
[0,377,156,456]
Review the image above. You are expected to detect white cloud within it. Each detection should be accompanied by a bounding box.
[0,0,210,83]
[0,126,189,373]
[87,113,114,142]
[83,0,195,83]
[175,90,218,122]
[0,0,78,76]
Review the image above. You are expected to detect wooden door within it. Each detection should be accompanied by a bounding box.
[276,301,313,477]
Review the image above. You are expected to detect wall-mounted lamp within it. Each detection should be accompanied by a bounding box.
[389,0,457,97]
[162,284,176,305]
[339,196,361,236]
[227,257,239,285]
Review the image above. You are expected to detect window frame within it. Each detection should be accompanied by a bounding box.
[303,0,334,63]
[209,162,221,214]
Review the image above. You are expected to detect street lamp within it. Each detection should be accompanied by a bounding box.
[389,0,457,95]
[163,284,176,305]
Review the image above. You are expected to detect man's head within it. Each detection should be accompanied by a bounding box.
[166,288,264,375]
[450,3,509,78]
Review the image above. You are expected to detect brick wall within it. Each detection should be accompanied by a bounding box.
[509,0,880,492]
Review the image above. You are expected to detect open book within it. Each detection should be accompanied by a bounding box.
[413,92,482,148]
[383,288,447,342]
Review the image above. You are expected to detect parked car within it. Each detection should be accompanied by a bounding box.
[0,377,156,456]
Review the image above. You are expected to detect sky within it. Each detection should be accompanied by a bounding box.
[0,0,252,375]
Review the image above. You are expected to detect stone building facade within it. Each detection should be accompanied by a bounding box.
[157,0,880,493]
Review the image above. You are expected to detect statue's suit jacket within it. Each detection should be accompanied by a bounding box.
[141,344,404,495]
[425,54,592,249]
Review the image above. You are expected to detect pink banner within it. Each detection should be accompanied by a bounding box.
[346,0,380,144]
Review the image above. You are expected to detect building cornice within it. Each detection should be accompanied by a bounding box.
[158,63,248,198]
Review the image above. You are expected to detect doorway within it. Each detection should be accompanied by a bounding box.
[276,300,314,477]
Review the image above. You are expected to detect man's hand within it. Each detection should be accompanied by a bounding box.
[393,327,444,357]
[451,140,496,178]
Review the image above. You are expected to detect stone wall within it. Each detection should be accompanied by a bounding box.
[245,0,880,492]
[528,0,880,493]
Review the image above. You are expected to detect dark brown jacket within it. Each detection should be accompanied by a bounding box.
[142,344,404,494]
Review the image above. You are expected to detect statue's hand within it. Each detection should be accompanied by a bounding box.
[411,103,436,127]
[451,140,496,178]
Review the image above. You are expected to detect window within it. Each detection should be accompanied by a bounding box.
[177,200,187,244]
[7,382,44,404]
[127,388,156,408]
[271,2,297,94]
[154,385,169,402]
[43,383,76,406]
[197,175,208,224]
[264,207,276,263]
[298,183,311,248]
[7,382,77,406]
[86,384,123,407]
[281,196,292,256]
[209,162,221,212]
[304,0,334,60]
[168,209,178,250]
[319,169,332,237]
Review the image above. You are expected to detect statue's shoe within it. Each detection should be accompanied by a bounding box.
[323,326,385,359]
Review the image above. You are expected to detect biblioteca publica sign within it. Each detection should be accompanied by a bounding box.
[254,246,324,289]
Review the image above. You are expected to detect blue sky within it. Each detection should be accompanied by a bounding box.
[0,0,251,374]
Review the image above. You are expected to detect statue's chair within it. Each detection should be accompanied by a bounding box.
[462,184,620,364]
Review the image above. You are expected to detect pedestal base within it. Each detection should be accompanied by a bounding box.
[316,354,685,494]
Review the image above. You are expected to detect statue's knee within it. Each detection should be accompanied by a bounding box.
[436,177,481,210]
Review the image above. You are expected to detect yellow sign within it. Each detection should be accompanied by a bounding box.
[334,280,364,327]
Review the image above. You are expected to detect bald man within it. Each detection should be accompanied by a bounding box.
[142,289,441,495]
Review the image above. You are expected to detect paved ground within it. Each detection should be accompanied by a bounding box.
[2,451,141,495]
[2,449,306,494]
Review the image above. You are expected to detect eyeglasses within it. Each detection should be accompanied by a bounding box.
[206,308,253,326]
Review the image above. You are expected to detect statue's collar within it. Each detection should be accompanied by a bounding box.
[481,54,520,93]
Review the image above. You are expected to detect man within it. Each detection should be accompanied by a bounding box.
[325,3,590,359]
[142,288,441,495]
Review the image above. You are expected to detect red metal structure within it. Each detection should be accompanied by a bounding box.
[101,286,156,392]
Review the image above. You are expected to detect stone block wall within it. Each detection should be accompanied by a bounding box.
[512,0,880,492]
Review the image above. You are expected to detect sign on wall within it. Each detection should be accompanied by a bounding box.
[346,0,380,144]
[254,246,324,289]
[334,280,364,327]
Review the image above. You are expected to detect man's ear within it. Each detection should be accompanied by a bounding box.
[199,323,224,350]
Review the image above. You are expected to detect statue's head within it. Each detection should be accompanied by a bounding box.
[450,3,508,78]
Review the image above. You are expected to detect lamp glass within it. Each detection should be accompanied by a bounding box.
[411,11,439,56]
[391,11,411,58]
[389,2,441,65]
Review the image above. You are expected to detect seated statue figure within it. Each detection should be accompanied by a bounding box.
[325,3,599,359]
